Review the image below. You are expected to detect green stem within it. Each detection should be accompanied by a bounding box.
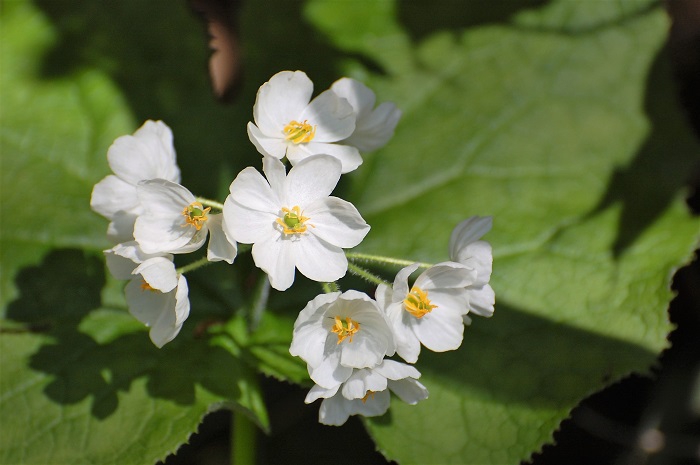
[347,262,390,286]
[176,256,212,275]
[231,411,256,465]
[197,197,225,211]
[345,251,433,269]
[322,281,340,293]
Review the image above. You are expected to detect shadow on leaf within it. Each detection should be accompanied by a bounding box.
[5,249,255,421]
[417,302,657,408]
[583,47,700,258]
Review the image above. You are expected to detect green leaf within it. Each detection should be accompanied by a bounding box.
[0,249,268,465]
[302,0,700,463]
[0,0,133,310]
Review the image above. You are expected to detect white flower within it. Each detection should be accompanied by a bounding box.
[377,262,475,363]
[223,155,369,291]
[305,359,428,426]
[289,290,395,389]
[133,179,211,255]
[330,77,401,152]
[90,120,181,242]
[449,216,495,321]
[104,242,190,348]
[246,70,362,173]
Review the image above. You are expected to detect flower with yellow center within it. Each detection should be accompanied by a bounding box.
[104,242,190,348]
[376,261,476,364]
[134,179,211,255]
[289,290,395,390]
[223,156,370,291]
[246,70,363,173]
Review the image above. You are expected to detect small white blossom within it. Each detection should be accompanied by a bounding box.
[449,216,495,321]
[289,291,395,389]
[247,70,362,173]
[223,155,369,291]
[377,262,475,363]
[91,120,181,242]
[133,179,211,255]
[330,77,401,152]
[104,242,190,348]
[305,359,428,426]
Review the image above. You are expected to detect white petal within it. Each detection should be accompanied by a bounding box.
[342,368,388,400]
[346,102,402,152]
[253,70,313,134]
[456,241,493,286]
[318,394,352,426]
[415,262,475,291]
[106,211,138,243]
[296,234,347,283]
[134,256,178,292]
[351,390,390,418]
[227,166,280,215]
[206,214,238,264]
[288,142,362,174]
[251,234,296,291]
[388,378,429,405]
[284,155,341,206]
[305,384,339,404]
[330,77,376,120]
[247,122,287,159]
[449,216,493,259]
[413,306,464,352]
[392,263,421,302]
[91,175,138,219]
[134,214,202,255]
[137,179,194,216]
[309,348,353,389]
[386,302,421,363]
[107,121,180,185]
[104,245,139,280]
[468,284,495,317]
[262,155,287,201]
[300,89,355,142]
[306,197,370,249]
[149,275,190,347]
[374,359,421,381]
[223,200,277,245]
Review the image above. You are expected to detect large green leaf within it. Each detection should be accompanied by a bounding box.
[303,0,700,463]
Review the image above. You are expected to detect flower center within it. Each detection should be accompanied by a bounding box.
[283,120,316,144]
[403,287,437,318]
[182,201,211,231]
[330,316,360,344]
[275,206,312,235]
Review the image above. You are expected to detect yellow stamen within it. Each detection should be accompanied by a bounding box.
[403,287,437,318]
[283,120,316,144]
[140,280,157,292]
[361,391,376,403]
[182,201,211,231]
[276,206,312,235]
[330,316,360,344]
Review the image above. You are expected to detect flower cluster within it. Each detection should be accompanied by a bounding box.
[90,70,493,425]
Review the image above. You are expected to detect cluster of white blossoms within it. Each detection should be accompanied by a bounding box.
[90,70,494,425]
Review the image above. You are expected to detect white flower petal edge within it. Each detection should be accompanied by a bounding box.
[247,70,361,173]
[91,120,181,242]
[105,241,189,348]
[290,290,395,389]
[330,77,402,153]
[206,214,238,264]
[449,216,495,319]
[380,261,475,363]
[134,179,209,254]
[223,155,369,291]
[304,359,428,426]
